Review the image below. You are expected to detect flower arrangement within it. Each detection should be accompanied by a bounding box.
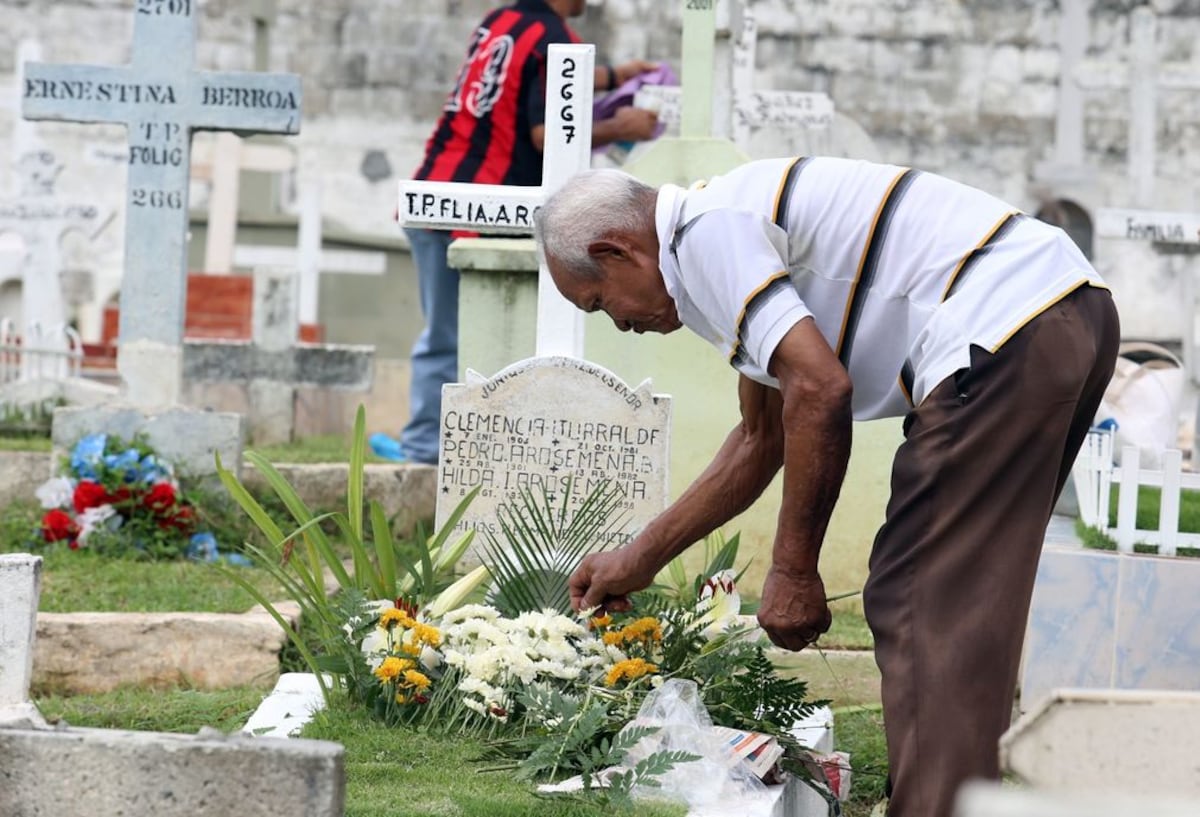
[343,565,821,808]
[34,433,224,561]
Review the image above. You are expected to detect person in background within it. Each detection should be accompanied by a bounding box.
[535,159,1119,817]
[373,0,659,464]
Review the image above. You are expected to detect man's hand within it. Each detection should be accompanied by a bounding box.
[608,106,659,141]
[568,548,657,613]
[757,567,832,651]
[614,59,659,85]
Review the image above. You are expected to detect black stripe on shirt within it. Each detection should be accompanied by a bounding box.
[728,272,794,367]
[836,168,921,367]
[941,212,1025,301]
[772,157,812,229]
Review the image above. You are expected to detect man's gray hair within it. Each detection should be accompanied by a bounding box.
[534,169,656,280]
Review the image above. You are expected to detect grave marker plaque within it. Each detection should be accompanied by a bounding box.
[436,358,671,545]
[21,0,302,407]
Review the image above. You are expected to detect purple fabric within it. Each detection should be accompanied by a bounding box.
[592,63,679,143]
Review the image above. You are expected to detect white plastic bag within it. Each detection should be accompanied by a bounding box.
[1097,342,1184,469]
[617,679,769,809]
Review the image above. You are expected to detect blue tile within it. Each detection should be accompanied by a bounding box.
[1115,555,1200,690]
[1021,548,1119,709]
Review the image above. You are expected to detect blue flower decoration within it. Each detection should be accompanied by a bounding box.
[70,434,108,480]
[138,454,172,484]
[187,532,220,563]
[104,449,142,483]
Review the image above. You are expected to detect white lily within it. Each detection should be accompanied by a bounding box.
[427,564,491,620]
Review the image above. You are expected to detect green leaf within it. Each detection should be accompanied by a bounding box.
[370,500,397,599]
[348,406,367,544]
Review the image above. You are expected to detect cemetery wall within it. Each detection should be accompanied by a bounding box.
[0,0,1197,344]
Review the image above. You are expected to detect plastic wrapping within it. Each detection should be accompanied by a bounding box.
[618,678,769,808]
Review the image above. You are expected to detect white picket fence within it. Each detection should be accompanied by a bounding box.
[1073,429,1200,555]
[0,318,84,385]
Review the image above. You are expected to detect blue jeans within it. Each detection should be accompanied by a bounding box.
[401,228,459,464]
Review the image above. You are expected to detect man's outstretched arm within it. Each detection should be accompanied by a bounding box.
[758,318,853,651]
[569,370,788,613]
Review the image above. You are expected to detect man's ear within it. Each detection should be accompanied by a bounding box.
[586,238,630,263]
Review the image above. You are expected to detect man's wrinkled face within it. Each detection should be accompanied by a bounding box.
[548,250,683,335]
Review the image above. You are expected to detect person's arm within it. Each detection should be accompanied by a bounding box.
[593,60,659,91]
[530,105,658,152]
[756,318,853,651]
[569,372,786,613]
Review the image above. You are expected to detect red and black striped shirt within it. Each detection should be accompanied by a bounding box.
[415,0,580,187]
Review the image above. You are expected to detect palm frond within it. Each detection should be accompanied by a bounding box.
[482,479,630,615]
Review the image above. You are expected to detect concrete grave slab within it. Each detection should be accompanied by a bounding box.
[1001,689,1200,797]
[183,267,375,445]
[955,782,1200,817]
[33,604,299,695]
[0,726,344,817]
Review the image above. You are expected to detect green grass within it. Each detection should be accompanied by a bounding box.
[835,705,888,817]
[0,544,284,613]
[251,435,389,465]
[0,435,52,452]
[820,601,874,650]
[36,686,266,732]
[302,701,687,817]
[1077,485,1200,556]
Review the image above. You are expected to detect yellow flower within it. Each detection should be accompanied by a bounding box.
[402,669,431,690]
[602,631,625,647]
[590,613,613,629]
[379,608,415,630]
[620,617,663,644]
[604,658,659,687]
[411,622,442,647]
[374,656,409,682]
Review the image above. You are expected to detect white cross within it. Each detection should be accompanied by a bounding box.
[397,43,596,359]
[634,0,834,147]
[21,0,302,409]
[233,182,387,326]
[1071,5,1200,207]
[194,132,296,275]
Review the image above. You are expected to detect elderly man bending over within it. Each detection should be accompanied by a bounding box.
[533,157,1119,817]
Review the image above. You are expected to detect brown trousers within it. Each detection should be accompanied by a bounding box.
[862,285,1120,817]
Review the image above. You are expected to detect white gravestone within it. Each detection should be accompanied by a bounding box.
[436,357,671,544]
[21,0,302,408]
[399,43,595,358]
[0,554,41,726]
[0,151,104,373]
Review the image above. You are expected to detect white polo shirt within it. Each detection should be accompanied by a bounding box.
[656,156,1107,420]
